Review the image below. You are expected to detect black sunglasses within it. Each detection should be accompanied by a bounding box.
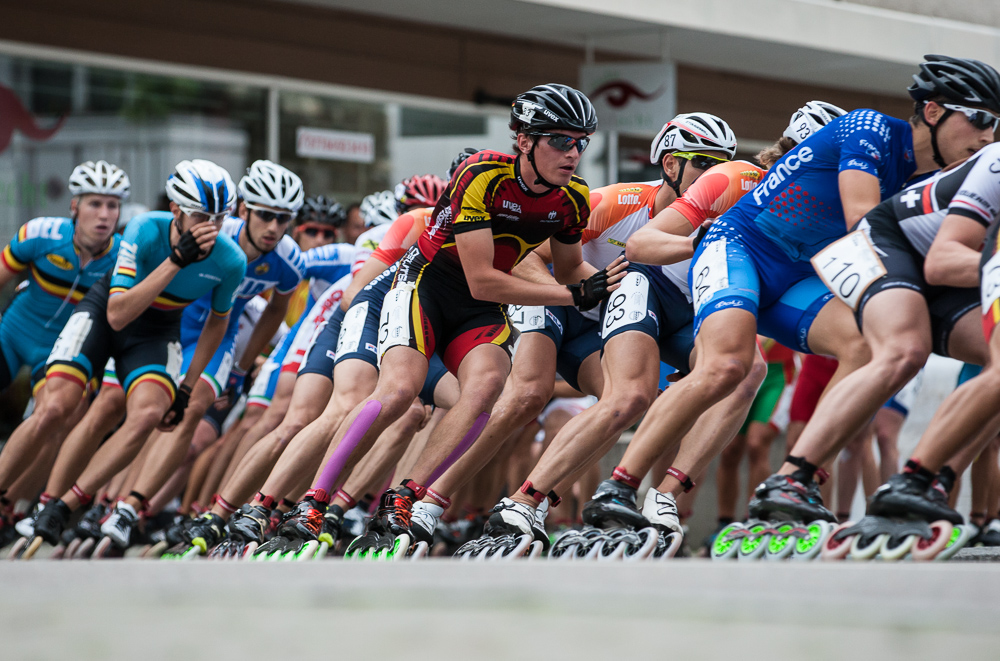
[247,203,294,224]
[302,227,336,239]
[943,104,1000,131]
[530,132,590,153]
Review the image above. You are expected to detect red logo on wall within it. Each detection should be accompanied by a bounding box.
[0,84,66,154]
[589,80,666,109]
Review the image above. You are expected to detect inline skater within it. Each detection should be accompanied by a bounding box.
[18,159,246,556]
[617,56,992,536]
[418,112,743,547]
[315,84,624,559]
[0,161,128,538]
[283,195,346,326]
[478,112,767,557]
[94,160,309,549]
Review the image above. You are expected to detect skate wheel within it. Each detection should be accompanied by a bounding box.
[710,523,745,561]
[820,522,854,561]
[737,523,770,561]
[495,535,532,561]
[65,537,82,560]
[6,536,28,560]
[20,536,44,560]
[178,546,202,561]
[49,544,66,560]
[93,537,116,559]
[849,532,886,561]
[388,534,411,561]
[74,537,96,559]
[656,532,684,560]
[241,541,259,559]
[791,521,833,561]
[408,541,429,560]
[594,538,621,561]
[623,528,659,561]
[294,540,319,561]
[764,523,798,561]
[910,521,953,562]
[878,533,916,562]
[526,540,544,560]
[146,540,169,559]
[314,541,330,560]
[935,523,975,562]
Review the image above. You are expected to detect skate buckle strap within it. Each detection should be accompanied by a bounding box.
[612,466,641,490]
[401,479,427,500]
[305,488,331,504]
[784,455,827,485]
[281,498,296,510]
[215,495,238,515]
[254,492,277,509]
[39,492,53,505]
[665,467,696,493]
[519,481,562,507]
[903,458,936,481]
[814,468,830,485]
[71,484,94,506]
[333,489,356,509]
[426,488,451,509]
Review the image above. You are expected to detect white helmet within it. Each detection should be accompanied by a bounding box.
[238,160,304,213]
[68,160,131,200]
[165,159,236,215]
[650,113,738,165]
[783,101,847,144]
[360,190,398,227]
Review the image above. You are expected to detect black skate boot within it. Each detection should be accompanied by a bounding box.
[75,502,108,541]
[277,496,327,541]
[183,512,227,555]
[32,498,71,545]
[582,479,651,530]
[971,519,1000,547]
[473,498,548,558]
[345,485,417,559]
[208,505,270,559]
[868,472,963,525]
[0,516,18,550]
[318,504,344,549]
[748,474,836,523]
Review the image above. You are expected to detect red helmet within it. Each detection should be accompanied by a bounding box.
[394,174,447,212]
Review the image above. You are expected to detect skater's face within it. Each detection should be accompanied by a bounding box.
[926,101,996,164]
[72,194,120,246]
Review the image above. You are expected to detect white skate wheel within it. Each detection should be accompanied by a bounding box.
[241,541,259,559]
[849,531,886,561]
[623,528,659,561]
[526,541,544,560]
[295,540,320,560]
[910,521,953,561]
[495,535,532,561]
[658,532,683,560]
[64,537,82,560]
[878,533,915,562]
[92,537,114,560]
[6,536,27,560]
[49,544,66,560]
[74,537,96,559]
[409,541,429,560]
[820,522,854,561]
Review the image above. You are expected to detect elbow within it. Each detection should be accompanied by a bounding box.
[107,310,128,332]
[467,277,498,302]
[923,259,947,287]
[624,242,640,264]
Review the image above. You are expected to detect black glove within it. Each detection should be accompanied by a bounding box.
[568,267,611,312]
[169,230,205,267]
[162,384,192,426]
[692,223,710,251]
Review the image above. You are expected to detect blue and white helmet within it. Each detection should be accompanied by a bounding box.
[238,160,305,213]
[165,159,236,215]
[782,101,847,144]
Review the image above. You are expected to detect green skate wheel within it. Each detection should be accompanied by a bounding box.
[791,521,833,561]
[314,541,330,560]
[292,540,320,561]
[911,521,953,561]
[710,522,745,561]
[820,521,854,561]
[935,523,975,561]
[764,523,798,560]
[388,534,411,561]
[737,523,770,561]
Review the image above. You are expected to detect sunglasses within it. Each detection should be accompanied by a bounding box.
[301,226,336,239]
[246,203,294,224]
[530,132,591,153]
[181,208,228,224]
[673,151,729,170]
[943,104,1000,131]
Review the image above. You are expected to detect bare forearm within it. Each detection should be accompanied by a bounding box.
[469,270,574,306]
[625,228,695,265]
[107,260,180,330]
[925,242,981,288]
[342,258,391,310]
[182,314,229,390]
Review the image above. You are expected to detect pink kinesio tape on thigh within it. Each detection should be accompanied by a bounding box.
[314,400,382,493]
[427,412,490,485]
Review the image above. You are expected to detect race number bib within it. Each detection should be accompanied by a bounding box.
[811,231,886,310]
[377,285,414,364]
[602,272,649,338]
[337,301,369,356]
[507,305,546,332]
[47,311,93,363]
[981,252,1000,313]
[691,238,729,315]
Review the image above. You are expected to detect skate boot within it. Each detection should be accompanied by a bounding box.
[32,498,71,546]
[14,501,44,538]
[163,512,226,559]
[75,502,108,541]
[0,516,18,551]
[868,472,962,525]
[100,502,139,549]
[317,504,344,553]
[341,504,369,540]
[582,479,650,530]
[748,474,836,523]
[455,498,542,560]
[345,485,417,560]
[409,501,442,556]
[267,496,330,561]
[209,505,270,559]
[971,519,1000,547]
[642,488,684,559]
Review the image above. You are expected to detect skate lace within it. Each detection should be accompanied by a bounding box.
[392,495,413,527]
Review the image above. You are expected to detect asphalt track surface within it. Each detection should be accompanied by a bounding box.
[3,555,1000,661]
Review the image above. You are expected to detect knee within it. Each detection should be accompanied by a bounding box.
[878,343,929,388]
[275,419,307,450]
[34,395,78,432]
[462,372,507,411]
[734,360,768,405]
[374,386,420,418]
[510,381,551,421]
[607,389,654,427]
[400,401,427,432]
[130,404,166,433]
[700,356,751,401]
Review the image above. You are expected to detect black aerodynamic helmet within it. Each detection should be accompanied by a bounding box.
[510,83,598,134]
[448,147,482,180]
[298,195,346,227]
[908,54,1000,114]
